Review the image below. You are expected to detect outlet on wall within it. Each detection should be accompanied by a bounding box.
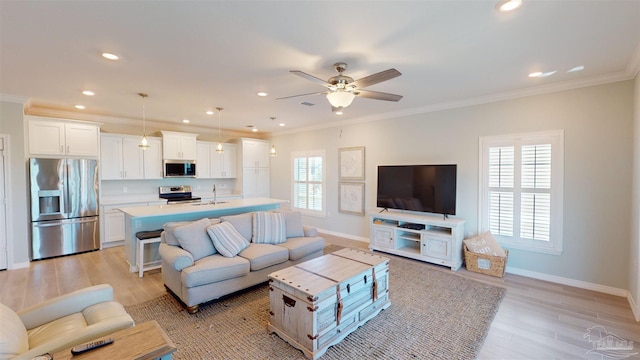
[123,187,128,193]
[217,183,226,188]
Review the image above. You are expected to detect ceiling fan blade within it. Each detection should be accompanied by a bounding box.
[354,89,403,102]
[290,70,331,87]
[275,91,327,100]
[350,68,401,89]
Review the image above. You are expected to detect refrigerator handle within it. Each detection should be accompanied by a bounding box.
[63,162,71,215]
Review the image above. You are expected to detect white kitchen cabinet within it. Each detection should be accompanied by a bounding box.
[235,138,270,198]
[242,167,270,198]
[28,116,99,157]
[161,131,198,160]
[197,141,237,179]
[212,143,237,178]
[143,137,163,179]
[100,200,167,247]
[100,134,143,180]
[240,138,270,168]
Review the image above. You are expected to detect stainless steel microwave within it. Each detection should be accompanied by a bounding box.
[164,160,196,178]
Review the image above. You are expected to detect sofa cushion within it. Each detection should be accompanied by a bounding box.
[173,218,217,261]
[252,212,286,244]
[164,219,220,246]
[0,303,28,359]
[238,244,289,271]
[276,236,325,261]
[220,213,253,242]
[181,255,250,288]
[207,222,250,258]
[276,210,305,238]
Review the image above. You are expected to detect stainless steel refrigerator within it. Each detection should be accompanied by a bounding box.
[29,158,100,260]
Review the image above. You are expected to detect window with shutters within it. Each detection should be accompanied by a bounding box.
[479,130,564,254]
[292,150,326,217]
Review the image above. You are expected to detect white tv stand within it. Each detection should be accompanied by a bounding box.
[369,210,465,270]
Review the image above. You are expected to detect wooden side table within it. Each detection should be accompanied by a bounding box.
[51,320,176,360]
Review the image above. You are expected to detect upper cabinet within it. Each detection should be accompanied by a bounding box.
[161,131,198,160]
[28,116,99,157]
[196,141,237,179]
[235,138,271,198]
[239,138,270,168]
[143,137,163,179]
[100,133,162,180]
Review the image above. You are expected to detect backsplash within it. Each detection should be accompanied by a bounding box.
[101,178,237,197]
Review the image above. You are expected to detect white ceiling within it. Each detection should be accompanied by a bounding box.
[1,1,639,135]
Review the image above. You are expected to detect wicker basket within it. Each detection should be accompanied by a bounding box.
[463,244,508,278]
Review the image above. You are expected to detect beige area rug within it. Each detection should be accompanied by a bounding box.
[125,248,506,359]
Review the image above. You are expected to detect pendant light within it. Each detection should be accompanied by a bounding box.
[216,107,224,153]
[269,117,277,156]
[138,93,149,150]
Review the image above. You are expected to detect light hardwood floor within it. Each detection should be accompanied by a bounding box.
[2,234,639,359]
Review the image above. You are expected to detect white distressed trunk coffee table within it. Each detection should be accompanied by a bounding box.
[267,248,390,359]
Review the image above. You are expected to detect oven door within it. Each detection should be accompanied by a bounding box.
[164,160,196,177]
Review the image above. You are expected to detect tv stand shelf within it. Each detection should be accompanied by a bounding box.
[369,211,465,270]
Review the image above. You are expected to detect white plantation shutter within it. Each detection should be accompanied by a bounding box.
[480,131,563,255]
[292,151,325,216]
[520,144,551,241]
[488,147,514,236]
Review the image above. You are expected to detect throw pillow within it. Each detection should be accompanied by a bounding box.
[275,210,305,238]
[253,212,287,244]
[207,222,250,258]
[162,221,192,246]
[163,218,220,246]
[463,231,507,257]
[220,212,253,242]
[173,218,217,261]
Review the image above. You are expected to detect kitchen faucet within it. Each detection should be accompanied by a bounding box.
[212,184,217,204]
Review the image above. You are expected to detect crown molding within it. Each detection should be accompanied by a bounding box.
[24,105,259,140]
[0,93,28,104]
[276,70,636,137]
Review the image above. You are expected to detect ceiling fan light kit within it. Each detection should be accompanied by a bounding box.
[279,62,403,111]
[326,91,355,108]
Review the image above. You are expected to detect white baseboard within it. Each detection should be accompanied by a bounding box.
[8,261,30,270]
[506,266,629,297]
[317,228,369,243]
[629,293,640,322]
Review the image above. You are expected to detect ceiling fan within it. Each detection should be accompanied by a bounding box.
[277,62,403,111]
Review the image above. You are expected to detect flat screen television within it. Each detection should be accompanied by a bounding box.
[377,164,457,215]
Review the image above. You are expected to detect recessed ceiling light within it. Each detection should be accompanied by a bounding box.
[568,65,585,72]
[182,119,190,124]
[206,110,214,115]
[529,70,556,78]
[257,92,268,97]
[496,0,522,12]
[82,90,95,96]
[278,123,285,127]
[252,128,258,132]
[101,52,119,60]
[74,104,85,110]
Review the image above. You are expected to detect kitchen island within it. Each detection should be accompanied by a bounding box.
[119,197,287,272]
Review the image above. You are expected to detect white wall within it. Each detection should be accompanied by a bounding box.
[631,73,640,320]
[271,80,635,290]
[0,100,29,267]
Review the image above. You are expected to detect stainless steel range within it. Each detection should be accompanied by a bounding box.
[159,185,201,204]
